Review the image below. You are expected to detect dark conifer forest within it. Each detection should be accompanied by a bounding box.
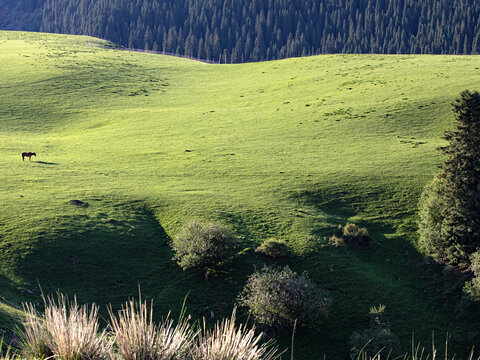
[2,0,480,62]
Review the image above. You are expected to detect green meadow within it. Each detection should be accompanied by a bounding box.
[1,31,480,358]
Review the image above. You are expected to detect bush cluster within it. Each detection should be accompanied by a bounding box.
[238,265,331,330]
[171,220,236,272]
[329,223,370,247]
[254,238,288,258]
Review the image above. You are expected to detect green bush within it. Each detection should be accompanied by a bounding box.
[343,223,370,245]
[349,328,401,359]
[459,251,480,318]
[470,251,480,274]
[329,223,370,246]
[171,220,237,272]
[466,252,480,299]
[238,266,331,330]
[255,238,288,258]
[349,305,400,359]
[417,178,448,259]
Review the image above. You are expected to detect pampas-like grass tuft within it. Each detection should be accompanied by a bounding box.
[21,294,111,360]
[18,293,479,360]
[108,298,196,360]
[191,308,279,360]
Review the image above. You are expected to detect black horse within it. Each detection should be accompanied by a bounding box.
[22,152,36,161]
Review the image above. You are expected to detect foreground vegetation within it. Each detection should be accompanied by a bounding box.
[1,294,479,360]
[1,31,480,357]
[10,294,279,360]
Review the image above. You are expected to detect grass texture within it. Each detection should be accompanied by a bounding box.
[1,31,480,358]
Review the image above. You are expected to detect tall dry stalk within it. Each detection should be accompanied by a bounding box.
[354,337,479,360]
[21,294,110,360]
[191,307,279,360]
[21,301,53,359]
[357,352,479,360]
[108,298,196,360]
[0,338,15,360]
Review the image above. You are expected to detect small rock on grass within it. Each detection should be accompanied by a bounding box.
[69,199,88,206]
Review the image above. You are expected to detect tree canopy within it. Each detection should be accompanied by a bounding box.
[418,90,480,264]
[2,0,480,62]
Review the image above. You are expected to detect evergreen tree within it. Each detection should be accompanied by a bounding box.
[418,90,480,264]
[4,0,480,62]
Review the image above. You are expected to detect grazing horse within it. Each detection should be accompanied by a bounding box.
[22,152,36,161]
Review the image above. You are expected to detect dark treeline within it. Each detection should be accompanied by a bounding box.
[0,0,45,31]
[3,0,480,62]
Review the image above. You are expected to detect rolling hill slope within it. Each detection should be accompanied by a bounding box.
[1,31,480,358]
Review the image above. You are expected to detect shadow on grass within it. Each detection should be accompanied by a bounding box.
[0,275,24,342]
[10,203,262,329]
[13,204,187,320]
[287,185,480,357]
[34,161,59,165]
[5,194,479,359]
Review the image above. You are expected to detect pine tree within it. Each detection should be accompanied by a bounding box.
[16,0,480,62]
[418,90,480,264]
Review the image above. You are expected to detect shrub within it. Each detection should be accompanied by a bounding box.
[238,265,331,330]
[459,251,480,318]
[255,238,288,258]
[329,235,346,247]
[367,304,388,329]
[417,178,448,259]
[349,328,401,359]
[329,223,370,246]
[466,252,480,299]
[108,299,196,360]
[349,305,400,359]
[471,251,480,274]
[21,295,110,360]
[191,308,278,360]
[171,220,237,272]
[343,223,370,245]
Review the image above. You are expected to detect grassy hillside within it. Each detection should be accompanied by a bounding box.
[1,31,480,358]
